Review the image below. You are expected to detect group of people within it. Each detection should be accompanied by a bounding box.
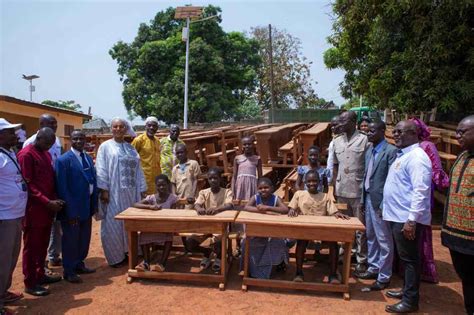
[0,112,472,315]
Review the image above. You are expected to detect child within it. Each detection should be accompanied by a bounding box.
[232,136,263,200]
[133,174,178,272]
[288,170,349,283]
[243,177,289,279]
[171,143,201,208]
[295,145,330,193]
[189,167,233,271]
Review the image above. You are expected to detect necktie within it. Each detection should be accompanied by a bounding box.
[364,149,376,191]
[80,152,94,184]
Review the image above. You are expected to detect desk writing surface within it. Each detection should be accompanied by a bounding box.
[236,211,365,230]
[254,123,303,135]
[299,123,329,136]
[116,208,238,223]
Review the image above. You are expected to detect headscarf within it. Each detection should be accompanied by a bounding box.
[410,117,431,141]
[145,116,159,125]
[111,117,137,137]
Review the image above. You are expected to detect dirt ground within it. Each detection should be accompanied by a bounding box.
[5,221,465,314]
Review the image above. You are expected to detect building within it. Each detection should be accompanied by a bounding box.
[83,117,109,134]
[0,95,92,149]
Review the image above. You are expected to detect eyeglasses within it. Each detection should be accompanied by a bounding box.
[456,127,473,136]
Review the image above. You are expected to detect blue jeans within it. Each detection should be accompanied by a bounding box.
[365,195,393,283]
[47,220,62,262]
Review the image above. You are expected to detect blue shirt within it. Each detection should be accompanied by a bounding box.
[372,139,387,160]
[382,143,432,225]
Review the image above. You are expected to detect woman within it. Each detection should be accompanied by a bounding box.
[409,117,449,283]
[96,118,147,267]
[358,116,371,134]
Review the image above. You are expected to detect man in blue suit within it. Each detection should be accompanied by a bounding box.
[55,130,98,283]
[355,121,397,291]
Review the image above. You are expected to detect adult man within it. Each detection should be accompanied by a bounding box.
[330,110,369,272]
[131,117,161,194]
[18,128,64,296]
[159,124,185,178]
[356,121,397,291]
[383,120,432,313]
[441,115,474,314]
[55,130,98,283]
[326,115,341,184]
[23,114,62,268]
[0,119,27,314]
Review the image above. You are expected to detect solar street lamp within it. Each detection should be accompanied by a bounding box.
[22,74,40,102]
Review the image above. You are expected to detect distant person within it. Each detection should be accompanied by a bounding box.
[159,124,185,178]
[131,116,161,195]
[326,115,342,185]
[330,110,369,273]
[133,174,178,272]
[23,114,63,268]
[18,128,65,296]
[171,143,201,208]
[15,124,27,150]
[0,119,27,312]
[441,115,474,315]
[232,136,262,201]
[383,120,432,313]
[295,145,330,193]
[55,130,98,283]
[95,118,147,267]
[358,117,371,134]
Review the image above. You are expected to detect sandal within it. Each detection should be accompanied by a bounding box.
[135,262,149,272]
[212,258,221,272]
[150,263,165,272]
[199,257,211,270]
[293,273,304,282]
[328,273,341,284]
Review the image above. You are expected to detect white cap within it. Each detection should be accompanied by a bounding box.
[0,118,21,131]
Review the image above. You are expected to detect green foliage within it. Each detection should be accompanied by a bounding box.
[324,1,474,116]
[251,26,319,110]
[42,100,83,112]
[234,98,262,120]
[110,5,261,123]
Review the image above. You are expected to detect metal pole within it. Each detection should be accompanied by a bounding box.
[29,80,33,102]
[268,24,276,123]
[183,17,190,129]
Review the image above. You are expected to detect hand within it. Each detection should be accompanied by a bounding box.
[288,208,298,217]
[100,190,109,204]
[206,207,218,215]
[196,208,206,216]
[186,197,195,205]
[402,221,416,240]
[47,200,64,212]
[358,203,365,216]
[334,211,350,220]
[149,204,161,211]
[256,204,268,213]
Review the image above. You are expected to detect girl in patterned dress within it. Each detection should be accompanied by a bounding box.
[232,136,263,201]
[133,174,178,272]
[243,177,289,279]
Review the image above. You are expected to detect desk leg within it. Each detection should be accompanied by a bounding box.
[341,241,352,300]
[127,231,138,284]
[242,237,250,292]
[219,224,227,291]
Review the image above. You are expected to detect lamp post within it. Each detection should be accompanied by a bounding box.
[22,74,40,102]
[175,6,203,130]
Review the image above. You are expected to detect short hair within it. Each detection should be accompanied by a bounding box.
[176,143,187,151]
[169,124,180,130]
[370,120,386,131]
[307,145,320,154]
[257,177,274,188]
[359,117,371,126]
[241,136,253,143]
[207,167,222,177]
[304,169,320,183]
[155,174,170,184]
[70,129,85,136]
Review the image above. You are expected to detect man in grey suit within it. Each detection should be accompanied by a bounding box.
[355,121,397,291]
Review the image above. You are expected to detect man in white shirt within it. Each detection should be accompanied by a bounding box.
[383,120,432,313]
[23,114,62,268]
[0,119,28,313]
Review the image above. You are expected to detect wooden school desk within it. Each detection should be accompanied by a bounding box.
[115,208,239,290]
[236,212,365,300]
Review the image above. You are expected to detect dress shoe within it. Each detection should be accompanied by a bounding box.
[39,274,62,285]
[76,266,96,274]
[25,285,50,297]
[64,274,83,283]
[48,258,62,268]
[354,270,378,279]
[385,301,418,313]
[386,290,403,299]
[370,281,390,291]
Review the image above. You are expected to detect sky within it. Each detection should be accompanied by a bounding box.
[0,0,345,121]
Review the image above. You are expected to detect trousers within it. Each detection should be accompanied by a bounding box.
[337,196,367,264]
[450,249,474,314]
[0,218,22,308]
[23,225,52,288]
[61,218,92,277]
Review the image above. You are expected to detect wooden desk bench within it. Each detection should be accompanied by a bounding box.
[115,208,238,290]
[236,212,364,300]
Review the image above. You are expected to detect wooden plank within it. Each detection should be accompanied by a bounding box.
[243,277,349,293]
[116,208,238,223]
[128,270,223,283]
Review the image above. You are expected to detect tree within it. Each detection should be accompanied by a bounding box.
[42,100,83,112]
[251,26,319,110]
[109,5,261,124]
[324,1,473,117]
